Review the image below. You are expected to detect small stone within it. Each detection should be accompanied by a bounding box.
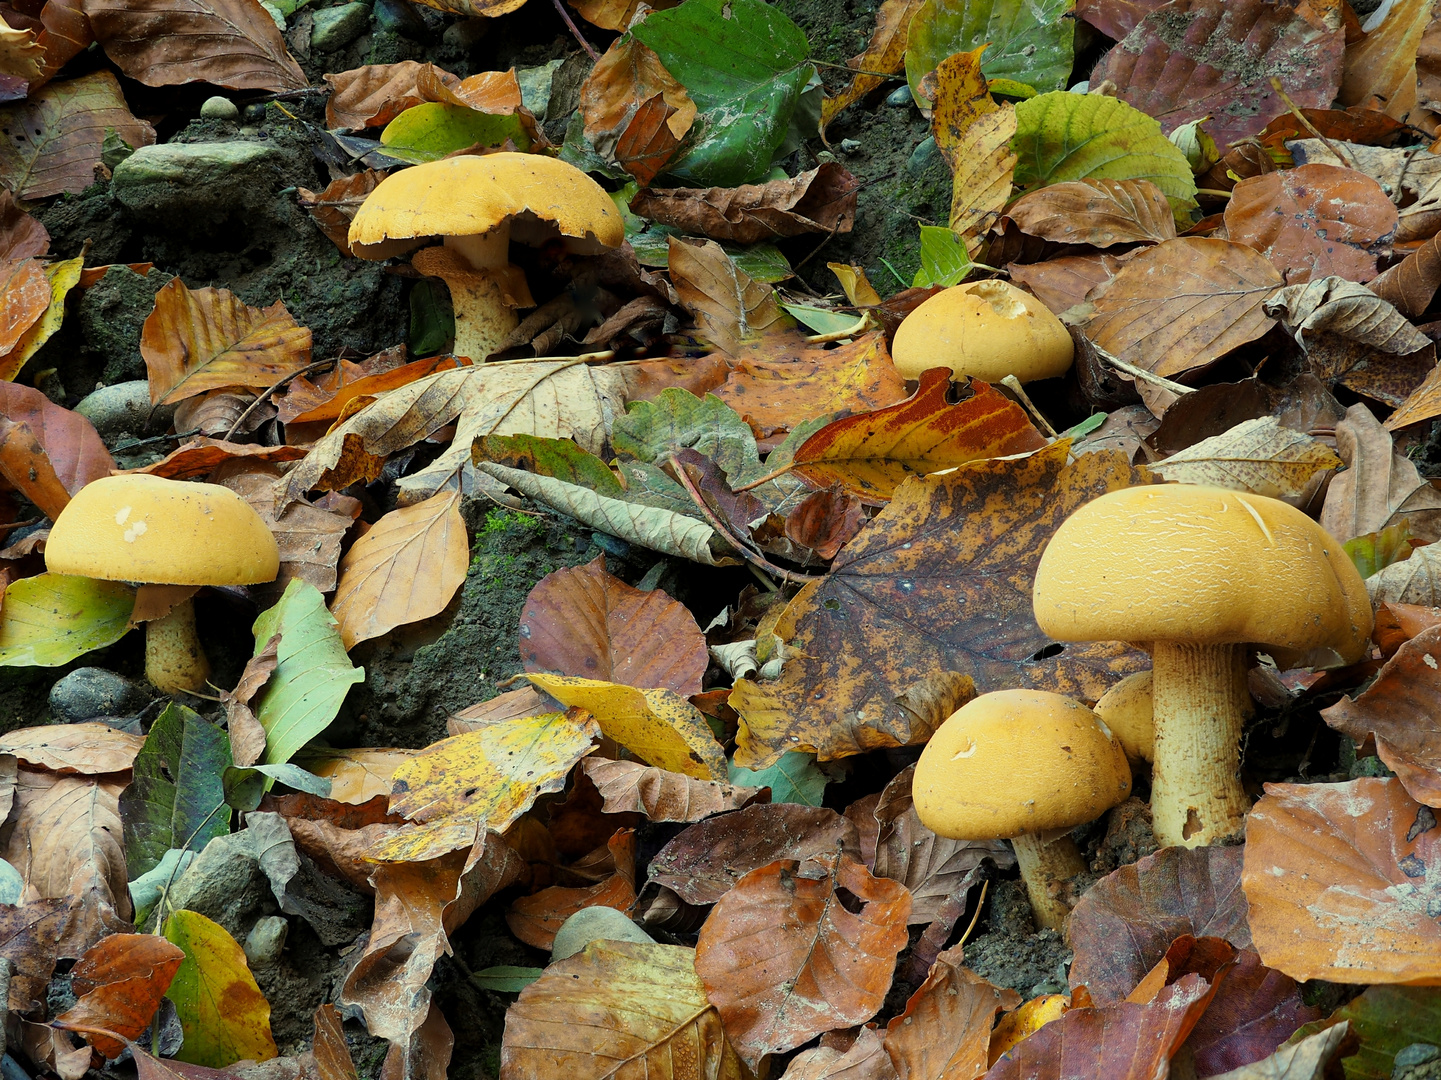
[515,59,565,116]
[168,833,272,939]
[199,96,239,122]
[839,138,862,154]
[886,85,913,107]
[1396,1044,1441,1071]
[311,2,371,51]
[48,667,150,723]
[551,907,654,962]
[244,916,289,966]
[907,135,940,177]
[76,380,176,442]
[111,142,284,222]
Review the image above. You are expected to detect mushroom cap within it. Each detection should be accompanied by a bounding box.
[912,689,1131,841]
[45,474,279,586]
[1033,484,1372,663]
[1093,670,1154,765]
[348,153,624,260]
[891,280,1074,383]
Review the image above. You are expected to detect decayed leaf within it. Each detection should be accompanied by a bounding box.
[1386,359,1441,431]
[580,37,694,184]
[0,723,142,775]
[632,163,858,246]
[1184,948,1324,1077]
[695,852,912,1068]
[0,899,71,1012]
[788,372,1047,501]
[1322,626,1441,808]
[1288,986,1441,1080]
[141,280,312,406]
[0,259,51,357]
[164,910,277,1067]
[731,444,1150,767]
[930,47,1015,254]
[883,947,1019,1079]
[820,0,922,132]
[501,941,747,1079]
[34,0,93,92]
[1367,543,1441,606]
[1288,140,1441,245]
[224,472,353,602]
[296,171,384,257]
[1084,238,1284,380]
[1094,0,1344,146]
[82,0,306,91]
[1338,0,1433,125]
[648,803,861,904]
[369,710,599,863]
[1069,845,1251,1004]
[1242,777,1441,984]
[0,70,154,199]
[1264,277,1429,359]
[1225,165,1396,284]
[518,556,708,696]
[579,757,765,822]
[0,254,81,381]
[55,933,186,1059]
[324,61,451,130]
[313,1004,358,1080]
[904,0,1074,100]
[330,492,468,650]
[784,1026,896,1079]
[1320,403,1441,545]
[1150,417,1341,499]
[668,237,788,356]
[526,673,728,781]
[0,189,49,261]
[1210,1025,1352,1080]
[1006,178,1176,249]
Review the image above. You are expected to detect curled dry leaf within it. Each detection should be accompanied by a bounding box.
[1183,948,1324,1077]
[1264,278,1430,358]
[127,437,304,481]
[883,947,1020,1080]
[695,852,912,1068]
[930,47,1014,255]
[580,37,695,184]
[785,486,867,561]
[579,757,765,822]
[1006,178,1176,249]
[518,556,708,696]
[324,61,454,130]
[506,829,636,948]
[297,171,385,257]
[0,189,49,261]
[0,899,72,1012]
[783,1025,896,1079]
[0,723,143,775]
[1150,417,1341,500]
[1366,542,1441,606]
[1371,233,1441,319]
[668,237,788,356]
[1320,404,1441,545]
[55,933,186,1059]
[1242,777,1441,984]
[631,163,858,247]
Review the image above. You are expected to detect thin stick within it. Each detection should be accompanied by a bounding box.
[1089,343,1195,396]
[999,375,1058,438]
[552,0,600,60]
[1267,77,1356,169]
[957,880,989,949]
[221,358,339,442]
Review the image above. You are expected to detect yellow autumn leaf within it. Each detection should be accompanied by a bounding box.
[0,257,82,381]
[164,910,277,1068]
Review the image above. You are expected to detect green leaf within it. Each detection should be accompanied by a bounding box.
[612,389,765,488]
[629,224,793,282]
[780,303,865,336]
[250,580,364,767]
[1344,520,1414,580]
[1061,412,1107,440]
[222,763,332,812]
[728,750,827,806]
[408,276,454,357]
[164,909,278,1067]
[0,573,134,667]
[905,0,1075,105]
[632,0,815,186]
[380,102,532,164]
[471,965,544,992]
[474,433,625,497]
[912,225,972,288]
[1012,91,1199,218]
[1288,986,1441,1080]
[119,703,233,882]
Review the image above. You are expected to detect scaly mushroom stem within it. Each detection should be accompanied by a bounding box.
[1011,828,1088,933]
[441,226,518,361]
[1150,640,1252,847]
[145,597,211,696]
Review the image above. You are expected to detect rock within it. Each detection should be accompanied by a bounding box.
[168,832,274,939]
[75,381,176,443]
[76,267,176,384]
[311,2,370,50]
[551,906,654,962]
[886,85,913,107]
[111,142,286,224]
[244,916,289,966]
[48,667,150,722]
[199,96,240,122]
[840,138,862,153]
[907,136,940,178]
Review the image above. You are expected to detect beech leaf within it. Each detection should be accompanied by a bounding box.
[163,909,277,1067]
[579,757,765,822]
[1150,417,1342,499]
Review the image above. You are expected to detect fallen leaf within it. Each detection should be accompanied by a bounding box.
[124,438,304,481]
[55,933,186,1058]
[1242,777,1441,984]
[930,47,1015,255]
[0,70,154,198]
[223,472,353,602]
[1150,417,1341,498]
[904,0,1074,101]
[1069,845,1251,1004]
[695,852,912,1068]
[1183,948,1324,1077]
[580,37,693,184]
[0,573,134,669]
[820,0,922,133]
[785,486,867,561]
[505,829,636,948]
[82,0,305,91]
[1287,986,1441,1080]
[1263,278,1430,377]
[784,1026,897,1079]
[883,947,1020,1080]
[312,1004,357,1080]
[0,258,51,356]
[35,0,94,89]
[648,803,861,904]
[518,555,707,695]
[0,419,72,522]
[0,723,142,775]
[163,909,277,1066]
[579,757,765,822]
[1320,403,1441,544]
[296,748,414,805]
[141,279,312,406]
[0,899,71,1015]
[1338,0,1433,125]
[730,444,1150,767]
[222,635,275,769]
[1288,140,1441,245]
[0,188,49,261]
[1210,1024,1352,1080]
[1367,543,1441,606]
[787,372,1047,501]
[1224,165,1396,284]
[668,237,789,355]
[631,163,858,246]
[1007,178,1176,249]
[501,940,747,1079]
[1007,254,1124,314]
[1084,237,1284,380]
[572,0,677,30]
[729,751,830,808]
[296,171,384,257]
[0,253,81,380]
[1384,359,1441,431]
[324,61,452,130]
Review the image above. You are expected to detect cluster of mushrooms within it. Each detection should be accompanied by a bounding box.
[38,154,1373,941]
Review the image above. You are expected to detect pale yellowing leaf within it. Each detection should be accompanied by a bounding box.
[580,757,765,822]
[1150,417,1342,499]
[294,747,415,804]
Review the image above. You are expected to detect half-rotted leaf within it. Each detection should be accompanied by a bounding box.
[905,0,1074,102]
[164,909,277,1067]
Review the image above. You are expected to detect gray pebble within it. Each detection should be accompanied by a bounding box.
[244,916,289,966]
[907,135,940,177]
[839,138,862,154]
[48,668,150,723]
[199,96,240,122]
[76,380,175,442]
[886,85,913,107]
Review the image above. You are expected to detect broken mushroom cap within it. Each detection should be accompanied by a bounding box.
[891,280,1074,384]
[45,474,279,696]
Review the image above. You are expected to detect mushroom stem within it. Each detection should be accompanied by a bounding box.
[1010,829,1087,933]
[440,225,519,361]
[1150,640,1252,847]
[144,597,212,696]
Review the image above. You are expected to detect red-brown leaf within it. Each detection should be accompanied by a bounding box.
[883,947,1020,1079]
[54,933,185,1058]
[0,382,114,501]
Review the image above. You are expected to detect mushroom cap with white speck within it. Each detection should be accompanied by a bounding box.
[45,474,279,586]
[1032,484,1372,663]
[891,280,1074,383]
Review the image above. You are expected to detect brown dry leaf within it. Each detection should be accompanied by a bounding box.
[1007,178,1176,249]
[1007,254,1124,314]
[714,332,907,445]
[173,388,274,439]
[298,748,414,805]
[0,898,71,1012]
[648,803,861,905]
[730,444,1151,768]
[35,0,94,89]
[1183,946,1325,1076]
[785,486,867,561]
[297,171,384,257]
[0,418,73,521]
[324,61,454,130]
[581,759,759,827]
[2,766,130,956]
[1289,140,1441,245]
[1367,542,1441,606]
[0,189,48,261]
[695,852,912,1069]
[1094,0,1344,146]
[281,355,462,426]
[518,555,707,696]
[330,491,467,650]
[581,38,695,184]
[1076,0,1178,41]
[54,933,186,1059]
[820,0,921,133]
[506,830,636,948]
[787,371,1047,502]
[668,237,789,356]
[125,438,305,481]
[1225,165,1397,284]
[883,947,1020,1080]
[1322,624,1441,808]
[1068,845,1251,1004]
[1149,416,1341,499]
[1320,403,1441,544]
[0,723,143,775]
[0,259,51,355]
[224,472,353,601]
[312,1004,358,1080]
[784,1026,896,1079]
[1367,233,1441,319]
[1339,0,1434,125]
[222,634,276,769]
[631,163,858,246]
[82,0,305,91]
[1242,777,1441,984]
[141,279,312,406]
[1084,237,1284,379]
[0,70,153,199]
[930,47,1014,255]
[572,0,676,30]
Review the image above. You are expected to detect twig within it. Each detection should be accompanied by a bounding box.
[810,58,903,79]
[999,375,1058,438]
[221,358,340,442]
[805,311,873,344]
[1089,343,1195,396]
[1267,77,1356,169]
[956,879,989,949]
[791,218,845,276]
[552,0,600,60]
